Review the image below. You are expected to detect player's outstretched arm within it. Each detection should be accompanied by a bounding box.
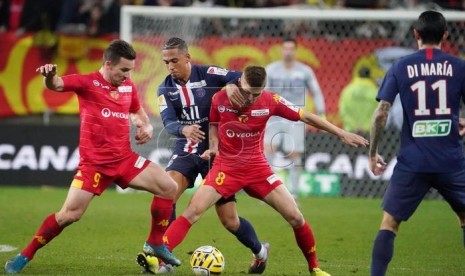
[131,107,153,145]
[200,123,219,160]
[368,100,390,176]
[299,111,368,147]
[36,64,64,91]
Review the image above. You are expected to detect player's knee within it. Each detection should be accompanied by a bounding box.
[183,205,204,224]
[219,215,240,232]
[56,210,84,226]
[286,210,305,228]
[159,179,178,199]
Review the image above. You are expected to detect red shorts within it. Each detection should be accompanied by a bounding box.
[71,152,150,195]
[203,163,282,200]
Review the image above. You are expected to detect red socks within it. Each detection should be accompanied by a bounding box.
[21,214,63,260]
[293,221,319,270]
[146,197,174,246]
[163,215,192,251]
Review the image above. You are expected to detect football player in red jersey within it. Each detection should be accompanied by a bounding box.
[156,66,368,276]
[4,40,180,274]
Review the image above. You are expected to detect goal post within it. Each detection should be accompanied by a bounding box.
[121,6,465,198]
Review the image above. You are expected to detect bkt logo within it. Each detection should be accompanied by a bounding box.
[412,119,451,137]
[101,108,129,119]
[226,129,260,138]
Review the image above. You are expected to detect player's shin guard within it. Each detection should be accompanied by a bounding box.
[293,221,318,270]
[21,214,64,260]
[371,230,396,276]
[229,217,262,254]
[163,215,192,251]
[147,197,173,246]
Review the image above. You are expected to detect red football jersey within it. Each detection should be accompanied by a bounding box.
[62,71,141,165]
[210,90,302,166]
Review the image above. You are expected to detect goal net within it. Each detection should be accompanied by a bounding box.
[121,6,465,198]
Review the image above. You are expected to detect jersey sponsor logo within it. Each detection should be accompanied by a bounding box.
[118,86,132,93]
[101,108,129,119]
[225,129,260,138]
[251,109,269,116]
[189,80,207,88]
[92,80,109,89]
[207,66,229,76]
[218,105,238,113]
[412,119,451,137]
[266,174,279,185]
[273,94,300,112]
[158,95,167,112]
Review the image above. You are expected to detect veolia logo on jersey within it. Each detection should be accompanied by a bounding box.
[412,119,451,137]
[226,129,260,138]
[101,108,129,119]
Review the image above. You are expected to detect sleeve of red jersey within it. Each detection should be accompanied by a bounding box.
[270,93,302,121]
[129,83,141,113]
[61,74,84,93]
[209,92,222,123]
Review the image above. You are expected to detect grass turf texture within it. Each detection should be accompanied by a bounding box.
[0,186,463,275]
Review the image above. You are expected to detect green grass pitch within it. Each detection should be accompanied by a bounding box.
[0,186,463,275]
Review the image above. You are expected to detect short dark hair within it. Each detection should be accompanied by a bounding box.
[163,37,188,52]
[413,10,447,44]
[243,66,266,88]
[282,37,297,46]
[103,40,136,65]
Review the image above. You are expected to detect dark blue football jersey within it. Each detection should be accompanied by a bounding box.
[158,65,241,155]
[377,48,465,172]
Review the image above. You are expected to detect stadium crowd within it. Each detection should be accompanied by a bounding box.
[0,0,464,37]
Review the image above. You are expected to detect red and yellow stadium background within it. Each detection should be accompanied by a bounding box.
[0,33,459,122]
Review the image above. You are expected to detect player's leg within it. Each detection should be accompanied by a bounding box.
[370,168,430,276]
[370,211,401,276]
[163,184,222,253]
[215,198,269,274]
[125,160,179,266]
[5,187,94,274]
[133,156,194,274]
[262,185,328,275]
[167,170,191,221]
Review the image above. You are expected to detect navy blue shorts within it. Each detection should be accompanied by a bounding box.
[383,166,465,221]
[166,153,236,204]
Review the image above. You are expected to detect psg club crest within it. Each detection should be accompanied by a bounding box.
[195,88,206,98]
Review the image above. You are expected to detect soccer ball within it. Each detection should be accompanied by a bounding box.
[190,245,225,276]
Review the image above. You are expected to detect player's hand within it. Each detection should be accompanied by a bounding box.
[369,154,387,176]
[226,83,245,107]
[200,149,218,160]
[182,124,205,143]
[459,118,465,136]
[134,120,153,145]
[339,131,369,147]
[36,64,57,78]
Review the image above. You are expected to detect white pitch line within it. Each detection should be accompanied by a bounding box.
[0,245,18,253]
